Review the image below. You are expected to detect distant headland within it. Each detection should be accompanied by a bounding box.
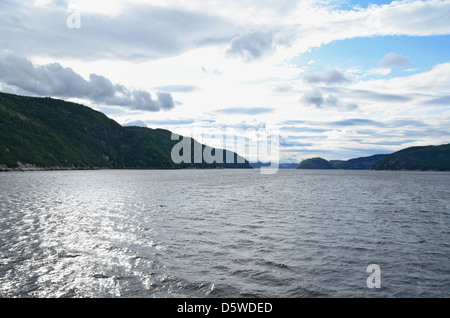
[297,144,450,171]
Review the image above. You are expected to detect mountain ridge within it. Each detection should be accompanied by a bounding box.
[372,144,450,171]
[297,145,450,171]
[0,92,251,171]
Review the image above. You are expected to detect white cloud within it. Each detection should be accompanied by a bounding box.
[1,0,450,160]
[303,69,351,84]
[1,1,238,61]
[4,0,450,64]
[226,31,277,62]
[379,53,410,67]
[0,54,176,111]
[356,62,450,98]
[324,128,360,141]
[274,0,450,63]
[366,68,392,76]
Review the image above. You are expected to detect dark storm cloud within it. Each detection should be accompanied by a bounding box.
[0,54,174,111]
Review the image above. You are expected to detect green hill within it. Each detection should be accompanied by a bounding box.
[372,144,450,171]
[340,154,388,170]
[297,157,334,169]
[297,146,450,171]
[298,155,388,170]
[0,92,251,170]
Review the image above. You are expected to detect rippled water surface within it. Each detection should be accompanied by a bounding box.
[0,169,449,298]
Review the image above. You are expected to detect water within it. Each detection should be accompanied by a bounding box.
[0,169,449,298]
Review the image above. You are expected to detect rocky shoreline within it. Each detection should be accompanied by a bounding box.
[0,163,228,172]
[0,163,103,172]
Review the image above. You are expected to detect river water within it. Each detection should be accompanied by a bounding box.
[0,169,449,297]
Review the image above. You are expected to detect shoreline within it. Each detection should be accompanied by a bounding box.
[0,163,106,172]
[0,163,252,172]
[2,163,448,173]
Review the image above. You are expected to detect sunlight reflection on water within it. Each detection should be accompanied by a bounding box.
[0,169,449,297]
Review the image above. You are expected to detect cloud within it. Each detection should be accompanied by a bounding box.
[302,89,325,108]
[226,30,278,62]
[301,89,358,111]
[331,118,386,127]
[147,119,196,126]
[0,54,175,111]
[379,53,410,67]
[355,89,411,102]
[123,120,148,128]
[303,69,351,85]
[156,92,175,111]
[383,62,450,93]
[282,118,428,129]
[280,126,328,133]
[0,2,236,62]
[2,0,450,65]
[201,67,223,76]
[279,139,313,148]
[279,116,441,161]
[324,63,450,111]
[360,140,417,146]
[273,84,295,93]
[328,88,412,103]
[217,107,275,115]
[153,85,198,93]
[375,0,450,36]
[331,118,426,128]
[423,95,450,106]
[365,68,392,77]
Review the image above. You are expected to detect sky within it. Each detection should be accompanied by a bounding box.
[1,0,449,163]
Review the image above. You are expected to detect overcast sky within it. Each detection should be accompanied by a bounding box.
[1,0,450,162]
